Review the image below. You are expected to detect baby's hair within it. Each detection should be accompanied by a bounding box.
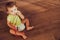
[6,2,16,8]
[6,2,16,11]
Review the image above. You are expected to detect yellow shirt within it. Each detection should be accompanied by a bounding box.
[7,14,21,27]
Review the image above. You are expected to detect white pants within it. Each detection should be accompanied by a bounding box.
[17,23,25,31]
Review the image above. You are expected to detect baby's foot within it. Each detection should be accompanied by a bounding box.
[27,26,34,31]
[22,35,27,39]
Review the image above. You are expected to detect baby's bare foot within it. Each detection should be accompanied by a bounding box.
[27,26,34,30]
[22,35,27,39]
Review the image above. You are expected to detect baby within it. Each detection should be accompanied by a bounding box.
[6,2,34,39]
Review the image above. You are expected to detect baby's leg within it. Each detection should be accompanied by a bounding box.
[10,29,27,39]
[22,18,34,30]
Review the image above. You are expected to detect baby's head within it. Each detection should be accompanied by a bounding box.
[6,2,18,15]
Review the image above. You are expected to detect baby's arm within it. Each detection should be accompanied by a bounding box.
[7,21,17,30]
[17,11,25,20]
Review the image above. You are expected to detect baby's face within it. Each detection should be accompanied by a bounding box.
[7,5,18,15]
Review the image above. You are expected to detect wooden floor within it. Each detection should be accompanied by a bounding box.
[0,0,60,40]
